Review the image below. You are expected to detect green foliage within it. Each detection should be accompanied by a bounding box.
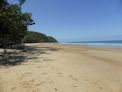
[24,31,48,43]
[47,36,58,43]
[0,0,8,9]
[0,0,57,49]
[0,0,34,48]
[24,31,58,43]
[18,0,26,6]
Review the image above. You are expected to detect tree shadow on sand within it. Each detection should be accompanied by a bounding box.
[0,46,60,67]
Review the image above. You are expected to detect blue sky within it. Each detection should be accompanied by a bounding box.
[9,0,122,42]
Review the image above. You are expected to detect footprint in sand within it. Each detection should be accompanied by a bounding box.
[54,88,59,92]
[34,80,54,87]
[11,87,17,90]
[69,75,79,82]
[93,81,105,91]
[93,81,104,90]
[34,81,45,86]
[37,66,42,68]
[57,72,64,77]
[72,84,78,88]
[21,79,35,88]
[21,81,31,88]
[42,72,48,75]
[19,72,32,80]
[99,86,103,90]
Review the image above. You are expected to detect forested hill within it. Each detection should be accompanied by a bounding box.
[24,31,58,43]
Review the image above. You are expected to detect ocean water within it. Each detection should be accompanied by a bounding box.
[62,41,122,48]
[84,43,122,48]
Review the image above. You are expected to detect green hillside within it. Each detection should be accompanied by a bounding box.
[24,31,58,43]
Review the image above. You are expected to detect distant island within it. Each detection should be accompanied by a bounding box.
[24,31,58,43]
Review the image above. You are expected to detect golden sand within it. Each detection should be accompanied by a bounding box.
[0,43,122,92]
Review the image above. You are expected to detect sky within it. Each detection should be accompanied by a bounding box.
[8,0,122,42]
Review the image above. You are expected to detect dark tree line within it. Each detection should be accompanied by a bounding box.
[0,0,34,51]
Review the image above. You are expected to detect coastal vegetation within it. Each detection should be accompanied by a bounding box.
[0,0,57,66]
[24,31,58,43]
[0,0,34,50]
[0,0,57,50]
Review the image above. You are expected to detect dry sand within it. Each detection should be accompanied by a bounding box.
[0,43,122,92]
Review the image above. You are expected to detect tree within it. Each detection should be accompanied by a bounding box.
[18,0,26,6]
[24,31,58,43]
[24,31,49,43]
[0,0,34,50]
[0,0,8,9]
[47,36,58,43]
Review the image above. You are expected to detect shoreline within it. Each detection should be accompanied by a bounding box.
[0,43,122,92]
[60,42,122,48]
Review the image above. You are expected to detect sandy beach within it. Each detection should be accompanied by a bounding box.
[0,43,122,92]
